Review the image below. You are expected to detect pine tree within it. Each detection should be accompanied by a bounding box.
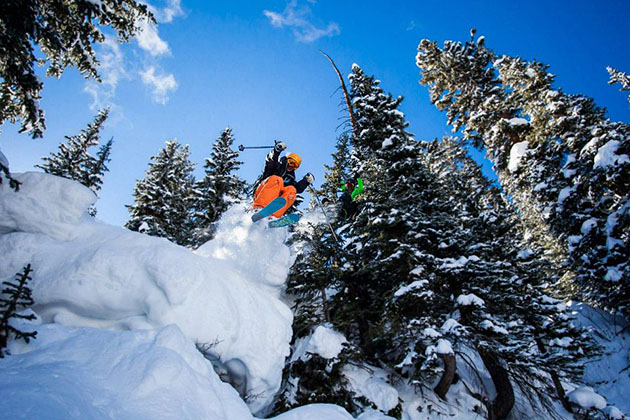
[607,67,630,104]
[416,33,630,315]
[320,133,353,202]
[125,140,196,247]
[330,63,436,358]
[416,138,598,415]
[1,264,37,357]
[0,0,152,138]
[37,108,111,193]
[83,137,114,194]
[192,127,245,247]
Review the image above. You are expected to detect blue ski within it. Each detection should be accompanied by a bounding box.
[251,197,287,222]
[268,213,300,228]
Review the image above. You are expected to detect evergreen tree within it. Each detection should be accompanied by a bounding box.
[192,127,246,246]
[0,0,152,138]
[416,138,598,415]
[37,108,111,193]
[320,133,352,202]
[416,33,630,314]
[607,66,630,104]
[83,137,114,194]
[1,264,37,357]
[125,140,196,247]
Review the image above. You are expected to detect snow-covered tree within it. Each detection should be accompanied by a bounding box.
[125,140,196,247]
[320,133,353,202]
[192,127,246,247]
[417,138,598,415]
[1,264,37,357]
[0,0,152,138]
[83,137,113,194]
[36,108,111,193]
[607,67,630,104]
[416,33,630,315]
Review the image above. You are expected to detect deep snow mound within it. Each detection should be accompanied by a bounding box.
[1,316,255,420]
[0,173,293,414]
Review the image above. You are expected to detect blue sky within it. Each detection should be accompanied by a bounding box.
[2,0,629,226]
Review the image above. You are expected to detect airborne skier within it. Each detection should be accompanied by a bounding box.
[251,140,314,222]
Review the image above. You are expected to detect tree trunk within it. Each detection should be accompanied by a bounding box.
[535,338,573,413]
[434,352,457,399]
[320,286,330,323]
[478,348,514,420]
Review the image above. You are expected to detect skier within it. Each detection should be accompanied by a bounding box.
[252,140,314,219]
[338,176,363,220]
[0,148,21,192]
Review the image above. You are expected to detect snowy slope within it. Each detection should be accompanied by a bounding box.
[0,173,295,416]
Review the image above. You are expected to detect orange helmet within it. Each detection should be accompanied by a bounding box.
[287,153,301,170]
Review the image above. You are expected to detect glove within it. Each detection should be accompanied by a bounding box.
[274,140,287,152]
[304,172,315,184]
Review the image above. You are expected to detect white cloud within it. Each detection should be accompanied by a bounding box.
[147,0,184,23]
[263,0,340,43]
[140,66,178,104]
[84,1,182,110]
[136,18,170,56]
[406,21,416,31]
[84,37,127,110]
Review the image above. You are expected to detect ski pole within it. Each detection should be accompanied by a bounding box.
[308,186,340,245]
[238,145,274,152]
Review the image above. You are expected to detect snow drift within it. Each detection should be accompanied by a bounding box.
[0,172,293,414]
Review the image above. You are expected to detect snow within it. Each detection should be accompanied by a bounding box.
[604,406,625,420]
[0,172,96,239]
[572,303,630,417]
[549,337,573,348]
[440,255,478,269]
[357,408,397,420]
[507,117,529,126]
[479,320,509,335]
[381,137,394,149]
[558,185,576,205]
[422,327,442,338]
[594,140,630,170]
[291,325,347,361]
[0,173,292,414]
[604,266,623,282]
[343,364,400,412]
[394,279,428,297]
[409,265,424,276]
[457,293,485,307]
[1,318,256,420]
[434,338,454,354]
[271,404,353,420]
[441,318,463,335]
[581,218,598,235]
[567,386,607,410]
[508,141,531,173]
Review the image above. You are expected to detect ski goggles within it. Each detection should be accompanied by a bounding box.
[287,157,300,169]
